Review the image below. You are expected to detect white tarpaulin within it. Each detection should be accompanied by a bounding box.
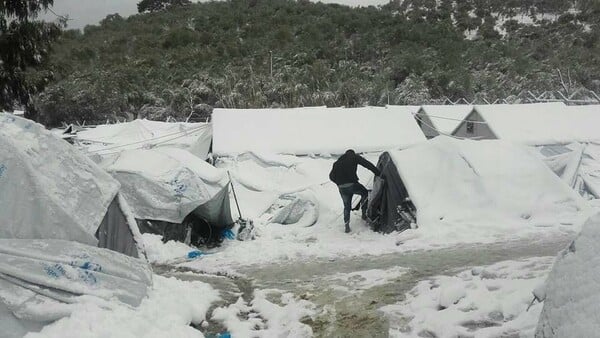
[103,148,229,223]
[0,239,152,337]
[75,119,212,159]
[0,114,120,245]
[212,106,426,156]
[535,142,600,199]
[387,137,585,229]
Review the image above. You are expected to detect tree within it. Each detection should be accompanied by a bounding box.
[0,0,61,112]
[137,0,191,13]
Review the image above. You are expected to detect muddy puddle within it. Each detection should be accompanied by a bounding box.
[155,234,572,337]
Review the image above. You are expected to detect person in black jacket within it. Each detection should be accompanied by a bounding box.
[329,149,380,233]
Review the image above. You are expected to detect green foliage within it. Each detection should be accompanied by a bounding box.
[0,0,61,111]
[34,0,600,126]
[137,0,191,13]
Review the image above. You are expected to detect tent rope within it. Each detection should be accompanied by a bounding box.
[412,114,477,140]
[227,171,244,220]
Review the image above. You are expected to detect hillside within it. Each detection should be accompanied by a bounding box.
[34,0,600,126]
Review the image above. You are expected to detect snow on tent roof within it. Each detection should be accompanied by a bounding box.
[388,136,584,229]
[76,119,212,159]
[212,106,426,156]
[473,102,600,145]
[0,114,120,245]
[103,147,229,223]
[419,105,473,134]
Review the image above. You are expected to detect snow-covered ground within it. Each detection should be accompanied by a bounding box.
[382,257,554,338]
[26,275,220,338]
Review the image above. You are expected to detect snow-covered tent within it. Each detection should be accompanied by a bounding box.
[414,105,473,138]
[0,239,152,337]
[75,119,212,159]
[533,142,600,200]
[535,212,600,337]
[0,115,151,337]
[212,106,426,156]
[0,113,144,258]
[367,137,585,234]
[102,148,234,245]
[452,102,600,145]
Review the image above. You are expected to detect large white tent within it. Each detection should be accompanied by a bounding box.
[369,136,585,233]
[212,106,426,156]
[75,119,212,159]
[453,102,600,145]
[0,113,144,258]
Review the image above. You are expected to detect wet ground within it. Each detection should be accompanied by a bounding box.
[155,233,573,337]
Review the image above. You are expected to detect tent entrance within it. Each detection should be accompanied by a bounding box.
[367,152,417,234]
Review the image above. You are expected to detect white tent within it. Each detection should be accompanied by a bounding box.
[102,147,233,226]
[212,106,426,156]
[76,119,212,159]
[415,104,473,138]
[380,137,585,230]
[454,102,600,145]
[0,113,144,258]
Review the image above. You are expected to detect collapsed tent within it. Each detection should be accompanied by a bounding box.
[535,213,600,337]
[533,142,600,199]
[102,148,234,245]
[0,113,144,258]
[75,119,212,159]
[212,106,426,156]
[0,239,152,337]
[368,137,585,233]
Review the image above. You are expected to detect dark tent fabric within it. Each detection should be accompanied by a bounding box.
[367,152,415,233]
[137,185,234,246]
[96,197,140,258]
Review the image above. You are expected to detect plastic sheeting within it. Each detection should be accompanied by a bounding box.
[0,239,152,337]
[367,152,414,233]
[0,114,120,245]
[535,143,600,199]
[270,192,319,227]
[104,148,234,233]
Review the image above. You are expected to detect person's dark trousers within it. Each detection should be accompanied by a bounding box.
[338,182,369,224]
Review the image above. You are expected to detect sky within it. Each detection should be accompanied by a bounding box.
[41,0,389,30]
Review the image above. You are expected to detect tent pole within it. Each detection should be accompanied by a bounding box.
[227,171,243,220]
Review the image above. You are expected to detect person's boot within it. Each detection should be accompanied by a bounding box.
[344,222,351,233]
